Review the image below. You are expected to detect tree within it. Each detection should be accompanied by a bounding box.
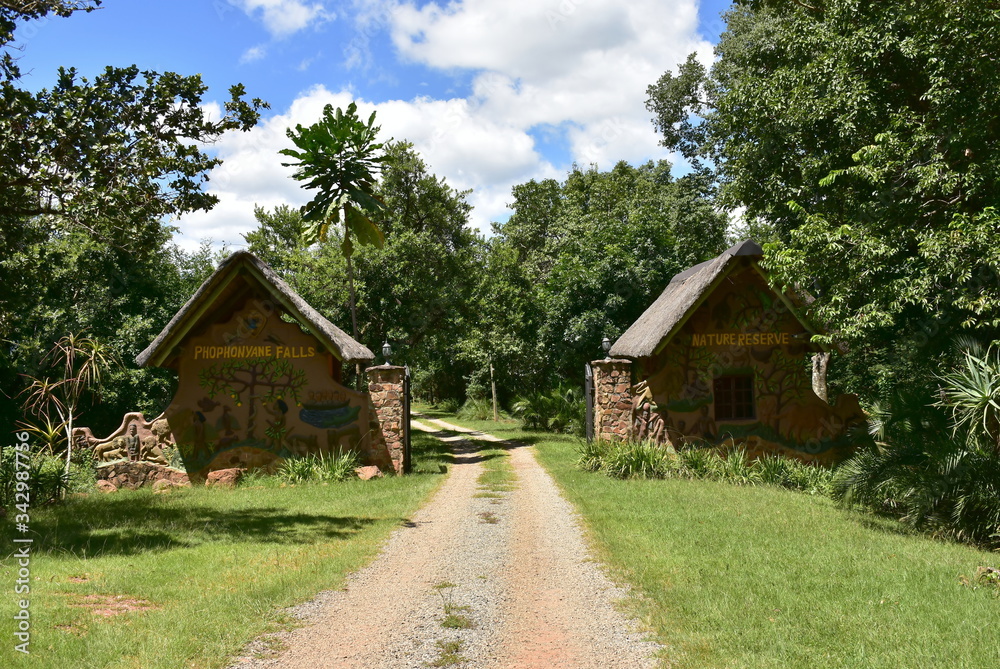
[21,332,118,479]
[0,1,267,429]
[480,161,726,401]
[647,0,1000,398]
[280,102,390,352]
[251,142,482,400]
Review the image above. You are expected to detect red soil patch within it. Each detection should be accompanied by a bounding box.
[69,594,159,617]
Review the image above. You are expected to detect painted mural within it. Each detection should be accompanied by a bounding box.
[165,300,388,481]
[636,266,865,464]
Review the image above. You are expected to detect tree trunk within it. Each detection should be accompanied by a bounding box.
[490,360,498,421]
[345,247,363,388]
[812,352,831,403]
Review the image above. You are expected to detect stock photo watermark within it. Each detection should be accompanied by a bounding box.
[10,431,32,655]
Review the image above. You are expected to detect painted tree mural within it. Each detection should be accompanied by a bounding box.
[198,357,307,439]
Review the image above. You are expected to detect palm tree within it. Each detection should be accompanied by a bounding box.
[280,102,389,363]
[21,332,118,480]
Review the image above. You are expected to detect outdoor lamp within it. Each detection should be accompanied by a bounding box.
[382,341,392,366]
[602,337,612,358]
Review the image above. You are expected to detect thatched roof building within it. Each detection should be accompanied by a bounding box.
[611,239,818,359]
[136,250,374,368]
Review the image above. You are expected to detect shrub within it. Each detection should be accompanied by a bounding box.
[0,447,81,507]
[512,385,585,435]
[716,447,760,486]
[783,459,833,495]
[576,438,610,472]
[276,450,363,484]
[314,449,361,482]
[755,454,792,487]
[831,341,1000,546]
[602,440,672,479]
[437,398,461,414]
[457,397,495,421]
[574,438,840,499]
[677,446,720,480]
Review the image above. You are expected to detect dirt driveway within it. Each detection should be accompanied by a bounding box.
[230,418,662,668]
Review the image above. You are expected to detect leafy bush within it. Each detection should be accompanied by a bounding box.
[755,454,792,486]
[437,398,461,414]
[276,450,363,484]
[602,440,672,479]
[677,446,720,480]
[457,397,495,421]
[0,447,89,507]
[576,438,836,497]
[716,448,760,486]
[512,385,585,435]
[831,342,1000,546]
[576,439,610,472]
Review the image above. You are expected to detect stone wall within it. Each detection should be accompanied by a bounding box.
[96,461,190,491]
[367,365,406,474]
[592,358,634,442]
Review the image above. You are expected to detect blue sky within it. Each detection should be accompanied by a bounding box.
[13,0,732,250]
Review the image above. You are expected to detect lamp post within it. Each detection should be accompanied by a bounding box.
[382,341,392,366]
[602,337,612,360]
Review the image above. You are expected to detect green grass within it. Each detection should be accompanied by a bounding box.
[429,639,466,667]
[433,410,1000,669]
[0,431,450,668]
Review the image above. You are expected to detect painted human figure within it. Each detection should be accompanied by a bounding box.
[217,406,239,448]
[263,399,288,450]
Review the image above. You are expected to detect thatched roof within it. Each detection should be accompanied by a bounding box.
[610,239,768,359]
[136,250,374,368]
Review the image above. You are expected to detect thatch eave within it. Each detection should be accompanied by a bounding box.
[610,239,826,359]
[135,250,374,368]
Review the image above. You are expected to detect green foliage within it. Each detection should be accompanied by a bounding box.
[934,342,1000,452]
[0,4,263,432]
[648,1,1000,400]
[474,161,726,400]
[249,142,481,398]
[512,385,585,435]
[281,101,388,250]
[456,398,495,422]
[833,341,1000,546]
[21,331,119,478]
[578,438,834,494]
[0,447,95,508]
[276,450,363,484]
[599,439,673,480]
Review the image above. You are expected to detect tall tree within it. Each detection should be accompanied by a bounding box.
[481,161,726,400]
[647,0,1000,397]
[280,102,389,354]
[0,1,265,431]
[250,142,481,400]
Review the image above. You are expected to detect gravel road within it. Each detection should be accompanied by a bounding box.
[230,417,663,668]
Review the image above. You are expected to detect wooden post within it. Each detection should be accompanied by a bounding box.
[490,359,499,421]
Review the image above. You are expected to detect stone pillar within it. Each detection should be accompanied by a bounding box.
[367,365,406,474]
[591,358,634,442]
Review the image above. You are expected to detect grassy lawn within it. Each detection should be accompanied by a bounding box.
[0,431,451,669]
[429,407,1000,669]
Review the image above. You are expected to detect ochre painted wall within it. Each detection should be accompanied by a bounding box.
[164,301,391,481]
[637,265,864,465]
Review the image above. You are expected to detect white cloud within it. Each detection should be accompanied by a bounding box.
[175,0,711,249]
[240,44,267,64]
[230,0,334,38]
[174,85,556,249]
